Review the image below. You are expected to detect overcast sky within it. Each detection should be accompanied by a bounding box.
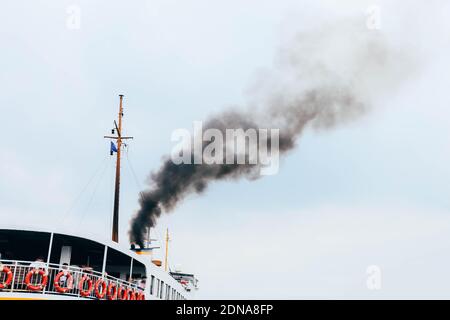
[1,0,450,299]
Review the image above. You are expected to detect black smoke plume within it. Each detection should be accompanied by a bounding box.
[129,19,409,246]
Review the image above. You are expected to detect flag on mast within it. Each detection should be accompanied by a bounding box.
[110,141,118,155]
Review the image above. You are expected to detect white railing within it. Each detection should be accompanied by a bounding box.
[0,260,145,300]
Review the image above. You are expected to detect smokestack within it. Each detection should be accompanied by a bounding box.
[129,19,410,246]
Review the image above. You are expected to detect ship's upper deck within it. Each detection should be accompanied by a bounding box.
[0,226,192,300]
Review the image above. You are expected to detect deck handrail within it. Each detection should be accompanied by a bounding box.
[0,259,144,299]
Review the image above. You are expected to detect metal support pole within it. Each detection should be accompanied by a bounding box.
[46,232,54,266]
[43,232,54,295]
[129,258,134,283]
[101,245,108,278]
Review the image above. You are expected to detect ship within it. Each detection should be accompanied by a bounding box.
[0,95,198,300]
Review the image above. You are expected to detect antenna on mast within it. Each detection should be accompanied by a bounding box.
[104,94,133,243]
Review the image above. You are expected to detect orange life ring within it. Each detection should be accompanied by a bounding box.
[94,279,107,299]
[128,288,136,300]
[78,275,93,297]
[54,271,73,293]
[25,269,48,291]
[107,282,118,300]
[118,286,128,300]
[0,266,13,289]
[136,291,145,300]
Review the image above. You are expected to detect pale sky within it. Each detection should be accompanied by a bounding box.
[1,0,450,299]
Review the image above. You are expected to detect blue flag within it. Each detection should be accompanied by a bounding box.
[110,141,118,154]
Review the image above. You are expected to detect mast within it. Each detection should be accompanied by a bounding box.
[165,228,170,272]
[104,95,133,243]
[112,95,123,243]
